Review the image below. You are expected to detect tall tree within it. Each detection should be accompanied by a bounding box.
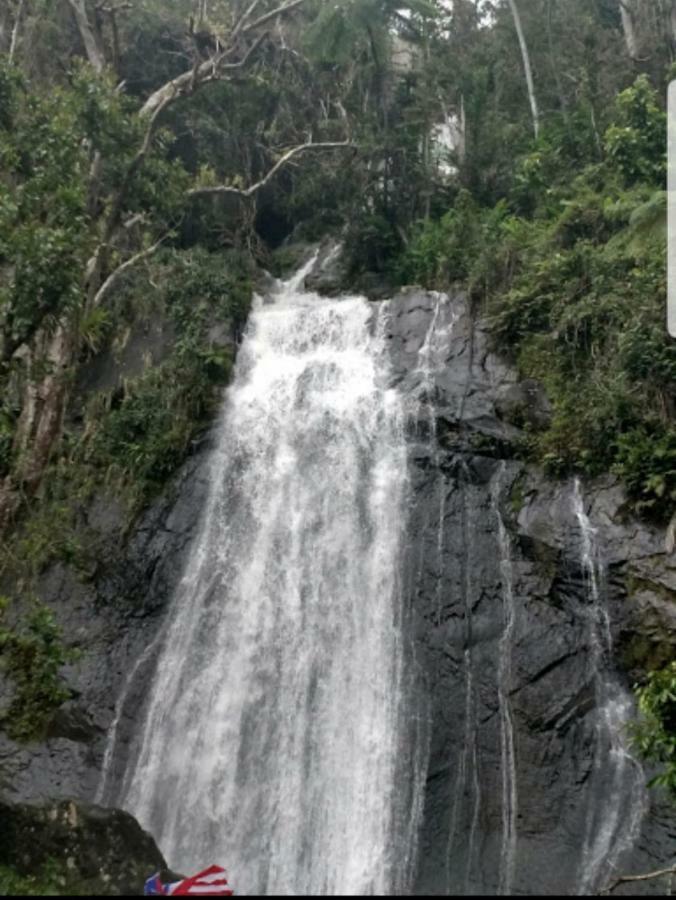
[618,0,640,59]
[506,0,539,138]
[0,0,353,531]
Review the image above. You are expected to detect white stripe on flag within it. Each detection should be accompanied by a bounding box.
[181,885,231,894]
[199,871,228,884]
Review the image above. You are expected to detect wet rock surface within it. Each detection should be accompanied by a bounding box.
[0,798,165,895]
[0,439,213,807]
[382,289,676,895]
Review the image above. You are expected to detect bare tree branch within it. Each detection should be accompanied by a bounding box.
[8,0,26,64]
[600,865,676,895]
[232,0,263,39]
[140,31,266,117]
[92,234,170,309]
[84,90,175,299]
[241,0,307,35]
[141,0,308,118]
[188,141,353,199]
[67,0,106,73]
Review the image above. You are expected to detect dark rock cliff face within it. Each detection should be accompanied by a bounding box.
[383,288,676,895]
[0,443,213,804]
[1,271,674,895]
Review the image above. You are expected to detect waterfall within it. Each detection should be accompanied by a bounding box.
[114,259,424,895]
[492,463,518,896]
[573,479,647,895]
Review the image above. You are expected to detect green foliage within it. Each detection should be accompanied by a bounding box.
[81,248,252,500]
[632,662,676,795]
[398,76,674,520]
[0,66,90,354]
[0,599,78,742]
[343,211,402,278]
[614,428,676,514]
[12,501,84,576]
[0,861,64,896]
[604,76,666,186]
[397,190,481,286]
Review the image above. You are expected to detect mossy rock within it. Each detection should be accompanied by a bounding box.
[0,799,165,896]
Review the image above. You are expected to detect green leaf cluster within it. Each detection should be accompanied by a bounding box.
[0,860,65,897]
[632,661,676,795]
[0,598,78,742]
[80,248,252,501]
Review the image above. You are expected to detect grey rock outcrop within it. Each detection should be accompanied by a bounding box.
[381,288,676,895]
[0,440,213,806]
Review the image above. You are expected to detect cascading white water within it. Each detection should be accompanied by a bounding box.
[573,479,647,895]
[116,259,423,895]
[492,463,518,896]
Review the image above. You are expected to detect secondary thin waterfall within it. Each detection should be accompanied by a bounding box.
[117,259,421,895]
[492,463,518,896]
[573,479,647,895]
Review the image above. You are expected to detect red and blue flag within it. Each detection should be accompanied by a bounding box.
[144,865,233,896]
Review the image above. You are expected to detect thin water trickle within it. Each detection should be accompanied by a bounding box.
[573,479,647,895]
[112,261,424,895]
[492,463,518,896]
[413,294,456,628]
[445,467,481,896]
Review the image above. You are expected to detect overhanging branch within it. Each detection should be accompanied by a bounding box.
[188,141,354,199]
[140,0,308,119]
[92,233,170,309]
[600,865,676,895]
[241,0,308,35]
[140,31,266,117]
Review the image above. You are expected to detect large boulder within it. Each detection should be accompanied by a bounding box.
[0,798,165,895]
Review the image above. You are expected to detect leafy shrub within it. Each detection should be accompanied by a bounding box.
[343,210,402,278]
[397,76,674,520]
[0,599,78,742]
[632,661,676,795]
[604,76,666,186]
[614,428,676,515]
[0,861,64,897]
[82,248,252,501]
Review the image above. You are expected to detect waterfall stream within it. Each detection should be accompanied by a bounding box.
[115,260,424,895]
[492,464,518,896]
[573,479,647,895]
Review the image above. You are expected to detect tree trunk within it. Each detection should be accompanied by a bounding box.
[67,0,106,73]
[0,325,74,534]
[13,325,73,498]
[458,93,466,163]
[0,5,9,54]
[545,0,567,115]
[619,0,640,60]
[8,0,26,64]
[507,0,540,139]
[0,0,313,536]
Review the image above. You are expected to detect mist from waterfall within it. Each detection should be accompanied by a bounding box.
[115,257,424,895]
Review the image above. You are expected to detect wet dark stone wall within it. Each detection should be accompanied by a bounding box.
[382,288,676,895]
